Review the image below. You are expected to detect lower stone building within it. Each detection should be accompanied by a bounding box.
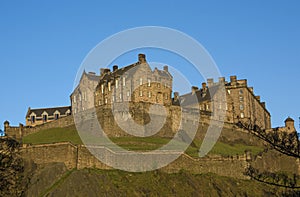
[25,106,71,126]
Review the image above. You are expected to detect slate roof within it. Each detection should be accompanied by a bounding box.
[175,85,220,107]
[84,71,100,81]
[98,61,172,86]
[26,106,71,118]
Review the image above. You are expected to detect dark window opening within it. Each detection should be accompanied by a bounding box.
[55,114,59,120]
[43,115,48,122]
[31,116,35,123]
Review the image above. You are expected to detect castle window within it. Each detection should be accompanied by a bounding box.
[31,116,36,123]
[43,115,48,122]
[148,91,151,98]
[139,78,143,86]
[241,112,244,118]
[239,89,243,95]
[84,92,87,101]
[206,104,210,110]
[127,91,130,97]
[101,84,104,94]
[147,79,151,87]
[227,90,231,94]
[73,96,76,103]
[116,79,119,89]
[54,114,59,120]
[79,94,82,101]
[157,83,160,88]
[123,77,126,86]
[165,93,168,99]
[108,82,111,91]
[105,98,108,104]
[239,96,243,102]
[240,104,244,110]
[139,90,143,97]
[119,93,122,100]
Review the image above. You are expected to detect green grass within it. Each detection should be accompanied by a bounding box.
[22,127,263,157]
[186,140,263,157]
[22,126,83,145]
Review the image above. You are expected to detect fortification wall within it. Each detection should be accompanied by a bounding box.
[20,142,250,179]
[5,115,74,140]
[21,142,77,169]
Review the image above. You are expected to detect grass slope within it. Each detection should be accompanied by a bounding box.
[22,127,263,157]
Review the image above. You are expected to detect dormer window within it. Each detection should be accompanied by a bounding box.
[43,115,48,122]
[55,113,59,120]
[147,79,151,87]
[30,115,36,123]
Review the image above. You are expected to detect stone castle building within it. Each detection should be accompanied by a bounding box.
[71,71,100,114]
[178,76,271,130]
[21,54,271,131]
[94,54,173,107]
[25,106,71,126]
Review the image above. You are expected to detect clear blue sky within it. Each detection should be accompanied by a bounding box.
[0,1,299,129]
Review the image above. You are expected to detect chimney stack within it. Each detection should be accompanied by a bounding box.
[255,96,260,101]
[138,54,146,63]
[261,102,266,108]
[163,65,168,72]
[191,86,198,95]
[100,68,105,76]
[202,82,207,90]
[219,77,225,84]
[207,78,214,87]
[113,65,118,72]
[230,75,237,85]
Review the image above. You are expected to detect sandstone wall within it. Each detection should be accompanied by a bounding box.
[20,142,250,179]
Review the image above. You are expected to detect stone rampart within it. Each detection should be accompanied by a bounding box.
[20,142,250,179]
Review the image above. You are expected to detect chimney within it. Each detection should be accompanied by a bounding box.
[191,86,198,95]
[249,87,254,93]
[104,68,111,74]
[100,68,105,76]
[207,78,214,87]
[163,65,168,72]
[113,65,118,72]
[88,72,96,75]
[219,77,225,84]
[138,54,146,63]
[202,82,207,90]
[174,92,179,101]
[230,75,237,83]
[255,96,260,101]
[261,102,266,108]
